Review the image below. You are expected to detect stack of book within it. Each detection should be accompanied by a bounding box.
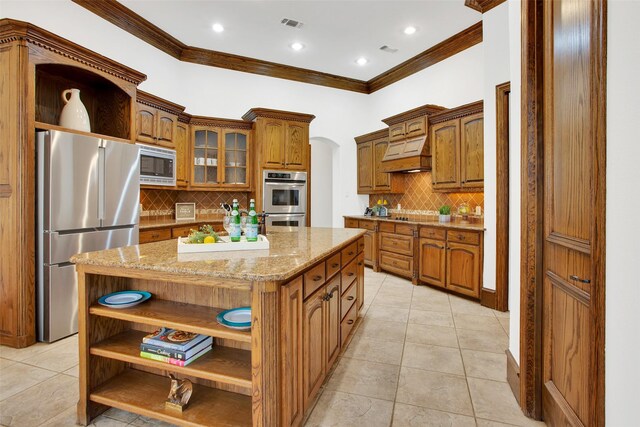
[140,327,212,367]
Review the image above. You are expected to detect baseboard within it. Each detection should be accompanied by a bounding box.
[480,288,496,309]
[506,349,520,405]
[0,333,35,349]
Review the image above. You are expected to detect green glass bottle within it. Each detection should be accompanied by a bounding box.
[246,199,259,241]
[230,199,241,242]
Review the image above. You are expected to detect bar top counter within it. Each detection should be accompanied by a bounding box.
[71,227,366,282]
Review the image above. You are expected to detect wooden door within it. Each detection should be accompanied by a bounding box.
[280,277,303,427]
[285,122,307,170]
[446,242,479,298]
[460,113,484,188]
[431,120,460,189]
[373,138,390,191]
[388,123,405,142]
[356,141,373,193]
[405,116,426,139]
[175,123,189,187]
[419,238,446,288]
[302,291,325,409]
[261,119,285,169]
[325,276,341,369]
[541,0,605,425]
[221,130,250,188]
[356,252,365,311]
[136,103,156,144]
[155,110,176,148]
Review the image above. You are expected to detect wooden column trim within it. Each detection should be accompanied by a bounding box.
[495,81,510,312]
[506,349,521,405]
[480,288,496,309]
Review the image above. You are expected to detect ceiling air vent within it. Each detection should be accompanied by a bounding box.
[281,18,304,29]
[380,45,398,53]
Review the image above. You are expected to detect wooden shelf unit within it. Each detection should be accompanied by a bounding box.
[89,299,252,343]
[90,369,252,427]
[90,330,252,389]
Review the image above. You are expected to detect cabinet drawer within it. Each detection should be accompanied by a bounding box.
[341,281,357,320]
[389,123,406,142]
[357,237,365,254]
[405,116,426,137]
[345,218,359,228]
[420,227,446,240]
[341,257,358,291]
[171,225,199,239]
[379,233,413,256]
[447,230,480,245]
[326,252,341,280]
[341,241,358,267]
[358,220,376,231]
[379,251,414,278]
[139,228,171,244]
[395,224,414,236]
[341,302,358,347]
[304,262,326,299]
[379,222,395,233]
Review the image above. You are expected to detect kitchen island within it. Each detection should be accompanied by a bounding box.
[71,227,366,427]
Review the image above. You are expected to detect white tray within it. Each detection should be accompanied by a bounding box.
[177,235,269,253]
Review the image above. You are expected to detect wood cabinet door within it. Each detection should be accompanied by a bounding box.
[155,110,176,148]
[431,120,460,190]
[191,127,220,187]
[175,123,189,187]
[363,231,373,265]
[356,252,365,311]
[285,122,307,170]
[221,130,250,188]
[419,238,446,288]
[356,141,373,193]
[136,103,156,144]
[445,241,480,298]
[325,276,341,369]
[373,138,391,191]
[405,116,427,139]
[281,277,303,427]
[388,123,406,142]
[303,291,325,409]
[460,113,484,188]
[261,119,285,169]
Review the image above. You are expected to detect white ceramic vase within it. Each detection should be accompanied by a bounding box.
[59,89,91,132]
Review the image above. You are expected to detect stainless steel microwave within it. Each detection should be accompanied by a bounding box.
[137,143,176,186]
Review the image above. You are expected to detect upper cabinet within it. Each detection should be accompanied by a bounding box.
[175,116,190,188]
[189,117,253,190]
[355,129,403,194]
[135,91,185,149]
[430,101,484,192]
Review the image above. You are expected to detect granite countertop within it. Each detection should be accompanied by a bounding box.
[344,215,485,231]
[71,227,366,282]
[139,216,224,230]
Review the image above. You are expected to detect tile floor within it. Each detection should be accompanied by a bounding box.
[0,269,545,427]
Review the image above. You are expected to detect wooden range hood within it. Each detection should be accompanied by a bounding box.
[380,104,445,173]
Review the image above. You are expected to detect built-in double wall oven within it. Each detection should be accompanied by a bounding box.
[262,170,307,228]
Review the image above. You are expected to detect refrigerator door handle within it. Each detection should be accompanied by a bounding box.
[98,145,106,223]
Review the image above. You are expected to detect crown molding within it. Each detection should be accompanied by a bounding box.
[354,128,388,144]
[382,104,447,126]
[71,0,482,94]
[0,18,146,85]
[137,89,185,115]
[428,100,484,124]
[189,115,254,129]
[464,0,507,14]
[242,108,316,124]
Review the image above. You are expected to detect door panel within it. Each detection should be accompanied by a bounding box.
[156,110,176,147]
[373,139,390,189]
[446,242,479,298]
[136,104,156,144]
[303,292,325,409]
[280,277,303,427]
[101,140,140,227]
[262,119,285,168]
[285,122,306,170]
[460,114,484,188]
[419,238,446,288]
[41,264,78,342]
[325,276,341,369]
[431,121,460,188]
[357,142,373,193]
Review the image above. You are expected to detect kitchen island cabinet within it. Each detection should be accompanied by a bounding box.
[71,227,365,427]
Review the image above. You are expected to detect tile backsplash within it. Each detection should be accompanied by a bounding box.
[369,172,484,215]
[141,189,248,217]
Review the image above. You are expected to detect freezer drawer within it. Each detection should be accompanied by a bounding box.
[45,227,138,265]
[38,264,78,342]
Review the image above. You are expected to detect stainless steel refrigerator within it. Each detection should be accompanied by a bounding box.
[37,130,140,342]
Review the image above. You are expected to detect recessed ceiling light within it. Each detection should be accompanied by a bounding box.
[404,26,417,35]
[212,23,224,33]
[356,57,368,66]
[290,42,305,51]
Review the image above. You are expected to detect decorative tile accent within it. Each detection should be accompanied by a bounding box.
[369,172,484,213]
[140,189,249,217]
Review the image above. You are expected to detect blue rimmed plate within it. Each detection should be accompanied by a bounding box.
[98,291,152,309]
[216,307,251,330]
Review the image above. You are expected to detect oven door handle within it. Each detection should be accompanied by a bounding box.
[267,213,305,217]
[264,182,305,187]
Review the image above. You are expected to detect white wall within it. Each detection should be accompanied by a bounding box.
[481,4,510,292]
[309,137,336,227]
[606,0,640,423]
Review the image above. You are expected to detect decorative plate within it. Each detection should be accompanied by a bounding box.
[216,307,251,330]
[98,291,151,309]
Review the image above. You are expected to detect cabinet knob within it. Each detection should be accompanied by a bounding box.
[331,263,339,268]
[347,272,354,277]
[312,275,322,282]
[347,296,355,301]
[347,319,354,325]
[458,234,465,240]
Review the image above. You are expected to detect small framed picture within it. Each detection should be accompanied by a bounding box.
[175,203,196,221]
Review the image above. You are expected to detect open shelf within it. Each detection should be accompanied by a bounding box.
[90,368,252,427]
[90,330,252,389]
[89,299,252,343]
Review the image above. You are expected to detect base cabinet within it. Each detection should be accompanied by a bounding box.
[419,238,446,287]
[446,242,480,297]
[281,277,304,427]
[302,285,325,411]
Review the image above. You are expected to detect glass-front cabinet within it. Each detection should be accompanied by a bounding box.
[191,126,250,189]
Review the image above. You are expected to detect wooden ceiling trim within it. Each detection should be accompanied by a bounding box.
[368,21,483,93]
[354,128,389,144]
[242,108,316,123]
[464,0,507,14]
[137,89,186,115]
[382,104,447,125]
[428,100,483,123]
